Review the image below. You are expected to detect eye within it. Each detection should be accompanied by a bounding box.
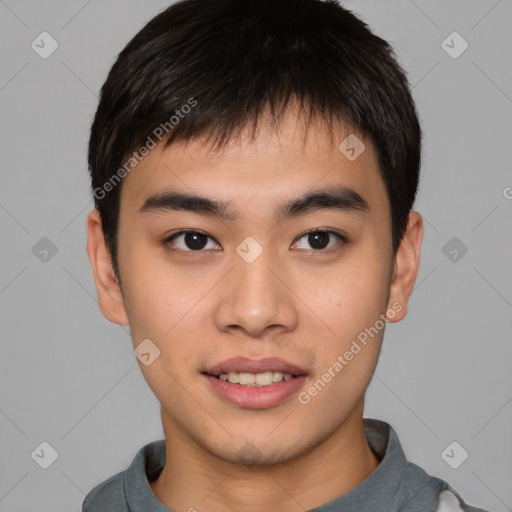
[292,230,345,251]
[163,228,346,255]
[163,229,220,253]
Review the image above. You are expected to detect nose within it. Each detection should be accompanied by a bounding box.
[214,244,299,339]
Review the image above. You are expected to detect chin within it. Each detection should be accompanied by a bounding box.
[212,437,312,467]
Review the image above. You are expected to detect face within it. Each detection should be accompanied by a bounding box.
[88,109,421,466]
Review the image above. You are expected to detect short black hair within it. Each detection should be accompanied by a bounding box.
[88,0,422,282]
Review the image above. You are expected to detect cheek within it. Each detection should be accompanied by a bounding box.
[303,289,386,411]
[120,251,210,374]
[300,248,391,392]
[124,267,201,406]
[306,258,390,335]
[120,247,192,333]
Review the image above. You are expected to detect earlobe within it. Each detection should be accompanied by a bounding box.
[86,209,129,326]
[386,211,423,323]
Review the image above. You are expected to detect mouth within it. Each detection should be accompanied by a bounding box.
[202,357,308,409]
[205,370,299,387]
[203,356,308,385]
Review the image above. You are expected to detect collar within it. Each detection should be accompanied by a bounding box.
[124,418,438,511]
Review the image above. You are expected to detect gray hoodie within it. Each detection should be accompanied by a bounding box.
[82,418,491,512]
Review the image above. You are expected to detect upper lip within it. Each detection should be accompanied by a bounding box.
[204,357,308,376]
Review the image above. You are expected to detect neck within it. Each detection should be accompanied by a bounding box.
[150,400,379,512]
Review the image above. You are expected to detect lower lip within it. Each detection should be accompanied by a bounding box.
[204,374,308,409]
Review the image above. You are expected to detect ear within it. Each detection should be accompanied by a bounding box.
[86,209,129,325]
[386,211,423,323]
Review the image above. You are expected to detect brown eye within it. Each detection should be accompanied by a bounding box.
[293,230,345,251]
[164,230,220,252]
[308,231,330,249]
[182,232,208,250]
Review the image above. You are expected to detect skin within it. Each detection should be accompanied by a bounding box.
[87,107,423,512]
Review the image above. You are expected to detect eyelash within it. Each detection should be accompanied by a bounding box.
[162,228,347,255]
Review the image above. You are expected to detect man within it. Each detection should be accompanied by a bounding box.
[83,0,491,510]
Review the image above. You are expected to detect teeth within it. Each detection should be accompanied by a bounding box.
[272,372,283,383]
[219,371,294,386]
[238,372,255,385]
[227,372,239,384]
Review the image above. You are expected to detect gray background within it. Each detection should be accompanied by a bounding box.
[1,0,511,510]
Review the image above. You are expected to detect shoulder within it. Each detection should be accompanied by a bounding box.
[82,470,129,512]
[397,462,492,512]
[366,419,492,512]
[81,439,166,512]
[432,486,491,512]
[365,418,492,512]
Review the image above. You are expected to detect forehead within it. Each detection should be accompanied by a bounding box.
[118,110,388,221]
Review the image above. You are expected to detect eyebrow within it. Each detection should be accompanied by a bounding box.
[138,185,369,223]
